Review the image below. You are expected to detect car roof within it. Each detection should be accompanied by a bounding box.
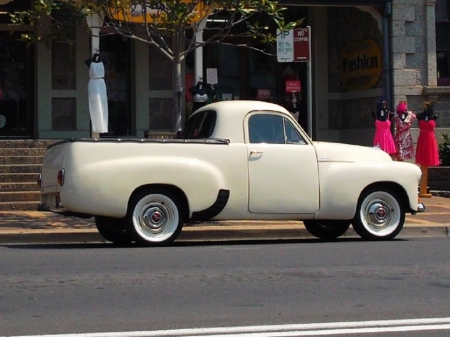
[190,100,293,143]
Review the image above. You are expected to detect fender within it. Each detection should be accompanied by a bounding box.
[61,154,229,218]
[314,161,421,219]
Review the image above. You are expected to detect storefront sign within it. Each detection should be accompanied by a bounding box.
[285,80,301,93]
[339,39,382,91]
[109,0,211,24]
[257,89,271,100]
[206,68,218,85]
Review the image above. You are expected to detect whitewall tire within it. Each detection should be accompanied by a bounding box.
[126,189,185,246]
[352,188,405,240]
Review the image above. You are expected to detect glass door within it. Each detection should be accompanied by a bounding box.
[99,35,132,137]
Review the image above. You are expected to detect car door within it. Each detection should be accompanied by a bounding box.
[247,113,320,214]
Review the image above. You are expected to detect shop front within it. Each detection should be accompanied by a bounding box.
[2,0,449,144]
[0,0,34,138]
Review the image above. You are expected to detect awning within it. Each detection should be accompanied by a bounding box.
[279,0,391,6]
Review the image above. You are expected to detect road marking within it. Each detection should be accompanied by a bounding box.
[6,317,450,337]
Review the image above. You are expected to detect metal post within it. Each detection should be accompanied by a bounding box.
[194,20,207,84]
[382,3,392,109]
[307,26,313,138]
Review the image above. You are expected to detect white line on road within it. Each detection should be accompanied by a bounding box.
[6,317,450,337]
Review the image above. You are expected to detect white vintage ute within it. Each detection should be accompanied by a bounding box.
[39,100,423,245]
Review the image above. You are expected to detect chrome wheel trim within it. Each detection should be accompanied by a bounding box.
[132,194,179,242]
[359,191,401,236]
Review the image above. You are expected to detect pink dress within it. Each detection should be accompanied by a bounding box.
[415,120,440,166]
[373,120,396,154]
[393,111,416,160]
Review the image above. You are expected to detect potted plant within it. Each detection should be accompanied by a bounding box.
[428,133,450,193]
[439,133,450,166]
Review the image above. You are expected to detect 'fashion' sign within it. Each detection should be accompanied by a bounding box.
[339,39,382,91]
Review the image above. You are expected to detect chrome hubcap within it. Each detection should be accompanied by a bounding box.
[368,202,390,227]
[142,205,167,232]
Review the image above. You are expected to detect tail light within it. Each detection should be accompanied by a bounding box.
[57,169,65,186]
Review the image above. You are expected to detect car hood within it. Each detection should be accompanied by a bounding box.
[312,141,392,162]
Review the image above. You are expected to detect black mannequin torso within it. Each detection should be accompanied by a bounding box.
[85,53,102,67]
[189,81,211,113]
[417,110,438,122]
[189,82,209,96]
[372,101,392,122]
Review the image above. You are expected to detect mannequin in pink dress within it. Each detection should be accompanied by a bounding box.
[415,101,440,198]
[393,101,416,161]
[416,102,440,167]
[372,98,396,156]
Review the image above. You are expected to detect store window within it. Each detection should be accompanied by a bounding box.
[52,35,76,90]
[0,1,34,138]
[436,0,450,86]
[148,43,172,131]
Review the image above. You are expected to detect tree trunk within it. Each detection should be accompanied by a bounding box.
[171,35,184,132]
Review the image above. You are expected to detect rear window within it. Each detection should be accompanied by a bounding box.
[182,110,217,139]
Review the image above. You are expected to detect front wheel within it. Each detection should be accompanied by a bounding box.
[126,189,185,246]
[352,188,405,240]
[303,220,351,240]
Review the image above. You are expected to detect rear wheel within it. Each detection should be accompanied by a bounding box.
[303,220,350,240]
[352,188,405,240]
[126,189,185,246]
[95,216,132,245]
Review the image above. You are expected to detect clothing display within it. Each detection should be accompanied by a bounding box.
[189,82,210,113]
[393,105,416,160]
[86,55,108,133]
[373,119,396,154]
[372,98,396,155]
[415,119,440,166]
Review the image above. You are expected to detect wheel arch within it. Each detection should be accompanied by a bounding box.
[127,184,189,222]
[355,181,410,217]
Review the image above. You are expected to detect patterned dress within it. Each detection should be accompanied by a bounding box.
[373,120,396,154]
[393,111,416,160]
[415,119,440,167]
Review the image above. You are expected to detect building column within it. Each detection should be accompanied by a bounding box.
[425,0,437,86]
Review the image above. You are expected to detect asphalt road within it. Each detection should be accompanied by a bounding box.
[1,237,450,337]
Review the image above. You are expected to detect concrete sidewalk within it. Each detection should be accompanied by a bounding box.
[0,193,449,244]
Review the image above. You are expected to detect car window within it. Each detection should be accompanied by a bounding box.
[248,114,307,144]
[182,110,217,139]
[285,119,307,144]
[249,114,285,144]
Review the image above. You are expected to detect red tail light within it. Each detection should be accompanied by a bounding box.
[57,169,65,186]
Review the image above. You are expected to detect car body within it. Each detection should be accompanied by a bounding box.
[39,100,423,245]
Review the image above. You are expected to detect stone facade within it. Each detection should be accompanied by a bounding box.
[321,1,450,149]
[392,0,450,138]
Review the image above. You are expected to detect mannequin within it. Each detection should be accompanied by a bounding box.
[393,100,416,161]
[416,102,440,197]
[415,102,440,167]
[372,98,396,156]
[287,91,300,121]
[189,79,210,113]
[85,53,108,134]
